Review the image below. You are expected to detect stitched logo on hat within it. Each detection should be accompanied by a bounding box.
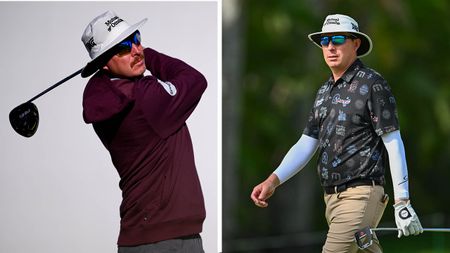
[85,37,97,51]
[105,16,124,32]
[351,23,359,31]
[324,18,340,26]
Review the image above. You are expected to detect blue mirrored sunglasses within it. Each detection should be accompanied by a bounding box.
[114,31,141,56]
[320,35,355,46]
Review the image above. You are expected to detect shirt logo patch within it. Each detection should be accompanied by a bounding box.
[348,81,358,93]
[336,125,346,136]
[157,79,177,96]
[321,152,329,164]
[373,83,384,92]
[315,98,324,107]
[332,94,351,107]
[321,167,329,180]
[338,110,346,121]
[359,84,369,95]
[318,85,330,94]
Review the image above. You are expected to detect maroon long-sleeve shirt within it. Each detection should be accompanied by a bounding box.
[82,48,207,246]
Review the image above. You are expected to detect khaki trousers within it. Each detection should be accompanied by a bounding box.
[322,185,388,253]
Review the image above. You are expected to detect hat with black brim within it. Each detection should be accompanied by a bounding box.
[308,14,372,57]
[81,11,147,78]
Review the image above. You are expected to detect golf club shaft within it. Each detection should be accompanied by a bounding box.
[27,68,83,103]
[373,228,450,232]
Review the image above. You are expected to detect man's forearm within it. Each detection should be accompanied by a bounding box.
[273,134,319,184]
[382,130,410,201]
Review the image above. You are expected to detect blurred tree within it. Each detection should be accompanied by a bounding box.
[223,0,244,239]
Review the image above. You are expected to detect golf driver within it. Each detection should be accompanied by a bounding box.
[355,226,450,249]
[9,68,83,137]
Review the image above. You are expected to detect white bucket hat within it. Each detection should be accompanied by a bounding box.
[308,14,372,57]
[81,11,147,78]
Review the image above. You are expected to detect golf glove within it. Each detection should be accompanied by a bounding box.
[394,201,423,238]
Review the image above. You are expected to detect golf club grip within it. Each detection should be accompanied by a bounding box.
[27,68,83,103]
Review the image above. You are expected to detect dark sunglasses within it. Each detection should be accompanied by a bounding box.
[320,35,355,46]
[114,31,141,56]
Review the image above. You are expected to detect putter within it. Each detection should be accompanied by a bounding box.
[355,226,450,249]
[9,68,83,137]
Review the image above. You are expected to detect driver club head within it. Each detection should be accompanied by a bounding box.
[8,68,82,138]
[9,102,39,137]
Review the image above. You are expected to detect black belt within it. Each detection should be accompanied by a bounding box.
[324,179,381,194]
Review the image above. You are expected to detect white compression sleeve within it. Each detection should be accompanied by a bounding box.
[381,130,410,200]
[273,134,319,184]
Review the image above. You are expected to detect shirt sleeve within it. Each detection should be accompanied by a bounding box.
[303,93,323,139]
[368,78,400,136]
[136,48,207,138]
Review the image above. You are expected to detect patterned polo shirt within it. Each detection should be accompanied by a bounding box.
[304,59,399,187]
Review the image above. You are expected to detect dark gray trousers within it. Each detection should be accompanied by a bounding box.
[118,235,204,253]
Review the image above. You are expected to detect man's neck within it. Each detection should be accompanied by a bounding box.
[331,69,346,82]
[104,69,144,81]
[330,58,358,82]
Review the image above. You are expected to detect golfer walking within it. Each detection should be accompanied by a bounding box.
[251,14,423,252]
[81,11,206,252]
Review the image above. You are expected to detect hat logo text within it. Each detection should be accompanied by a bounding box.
[324,18,340,26]
[105,16,124,32]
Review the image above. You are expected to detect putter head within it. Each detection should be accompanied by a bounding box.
[355,226,374,250]
[9,102,39,137]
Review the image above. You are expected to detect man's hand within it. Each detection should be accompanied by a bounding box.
[250,174,280,208]
[394,200,424,238]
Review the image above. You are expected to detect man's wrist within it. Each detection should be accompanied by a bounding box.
[268,173,281,188]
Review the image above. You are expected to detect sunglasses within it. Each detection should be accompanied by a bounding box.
[320,35,355,46]
[114,31,141,56]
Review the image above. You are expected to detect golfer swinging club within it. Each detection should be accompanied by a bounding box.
[251,14,423,252]
[81,11,206,252]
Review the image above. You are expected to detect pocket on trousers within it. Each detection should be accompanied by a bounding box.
[373,192,389,226]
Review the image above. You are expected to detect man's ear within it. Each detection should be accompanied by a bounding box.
[103,65,109,71]
[354,38,361,53]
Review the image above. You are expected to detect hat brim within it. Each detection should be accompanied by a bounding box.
[81,18,148,78]
[308,31,372,57]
